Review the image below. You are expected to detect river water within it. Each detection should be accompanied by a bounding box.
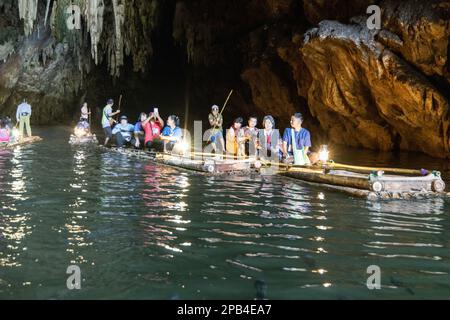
[0,127,449,299]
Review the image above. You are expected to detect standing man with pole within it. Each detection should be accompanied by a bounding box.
[208,90,233,154]
[102,98,121,146]
[208,105,225,153]
[16,99,32,139]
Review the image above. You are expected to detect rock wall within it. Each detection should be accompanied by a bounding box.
[0,0,162,123]
[296,0,449,157]
[0,0,449,158]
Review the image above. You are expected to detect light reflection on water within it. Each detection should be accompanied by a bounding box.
[0,127,449,299]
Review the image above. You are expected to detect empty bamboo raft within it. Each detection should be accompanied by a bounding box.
[276,164,447,199]
[0,136,43,149]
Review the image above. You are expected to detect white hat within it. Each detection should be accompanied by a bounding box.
[211,105,219,110]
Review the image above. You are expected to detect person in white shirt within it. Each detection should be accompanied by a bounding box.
[257,115,281,161]
[80,102,90,122]
[16,99,32,139]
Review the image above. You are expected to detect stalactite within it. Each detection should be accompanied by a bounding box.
[44,0,51,28]
[84,0,105,65]
[0,41,15,63]
[173,1,197,64]
[18,0,39,36]
[16,0,160,77]
[110,0,125,77]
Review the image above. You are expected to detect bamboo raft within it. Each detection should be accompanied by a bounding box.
[274,162,447,199]
[69,134,98,145]
[101,147,256,174]
[100,146,448,199]
[0,136,43,149]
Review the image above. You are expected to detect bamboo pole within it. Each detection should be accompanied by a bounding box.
[327,162,426,176]
[260,158,428,176]
[209,90,234,139]
[281,170,371,190]
[113,94,123,124]
[88,108,92,134]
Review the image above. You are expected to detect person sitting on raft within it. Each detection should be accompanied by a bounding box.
[257,115,281,160]
[160,115,183,152]
[3,116,13,130]
[141,108,165,150]
[0,119,11,144]
[112,115,136,148]
[281,112,318,165]
[243,116,259,157]
[208,105,225,153]
[3,116,18,143]
[226,117,245,158]
[75,119,90,137]
[134,112,147,148]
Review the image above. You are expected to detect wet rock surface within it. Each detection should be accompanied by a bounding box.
[300,18,449,157]
[380,0,450,81]
[303,0,376,25]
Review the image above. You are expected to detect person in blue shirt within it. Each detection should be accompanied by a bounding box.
[112,115,136,148]
[282,113,318,165]
[160,115,183,152]
[134,112,147,148]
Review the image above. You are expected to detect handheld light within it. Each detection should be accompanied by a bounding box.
[178,140,190,154]
[319,145,329,163]
[74,126,86,138]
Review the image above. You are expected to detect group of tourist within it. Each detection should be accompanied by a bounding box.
[216,109,318,164]
[98,99,183,153]
[74,98,318,164]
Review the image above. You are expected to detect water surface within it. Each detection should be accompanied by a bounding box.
[0,127,449,299]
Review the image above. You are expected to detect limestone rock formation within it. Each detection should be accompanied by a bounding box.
[0,0,163,123]
[18,0,39,36]
[303,0,376,25]
[0,0,449,159]
[379,0,450,82]
[300,19,449,157]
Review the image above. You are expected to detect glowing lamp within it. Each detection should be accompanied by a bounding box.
[319,145,329,163]
[74,126,86,138]
[12,128,20,139]
[178,140,190,154]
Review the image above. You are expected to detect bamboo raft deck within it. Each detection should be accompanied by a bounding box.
[99,146,448,199]
[273,162,447,199]
[101,147,256,174]
[0,136,43,150]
